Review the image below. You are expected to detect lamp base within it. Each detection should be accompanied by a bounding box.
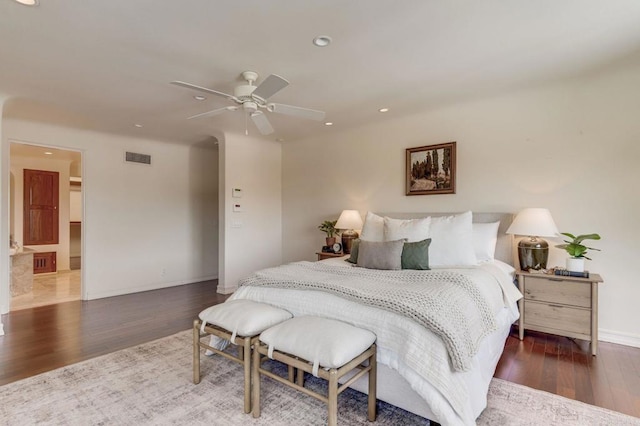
[341,230,359,254]
[517,237,549,271]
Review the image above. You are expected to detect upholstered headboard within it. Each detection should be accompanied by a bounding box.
[378,212,515,266]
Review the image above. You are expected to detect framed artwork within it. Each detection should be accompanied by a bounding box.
[406,142,456,195]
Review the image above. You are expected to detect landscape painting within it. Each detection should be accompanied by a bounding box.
[406,142,456,195]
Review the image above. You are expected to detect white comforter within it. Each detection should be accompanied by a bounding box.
[230,260,521,426]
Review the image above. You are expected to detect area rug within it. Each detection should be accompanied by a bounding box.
[1,331,638,425]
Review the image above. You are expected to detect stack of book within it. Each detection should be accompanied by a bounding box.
[553,268,589,278]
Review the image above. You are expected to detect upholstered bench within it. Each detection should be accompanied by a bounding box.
[193,299,292,413]
[252,316,377,426]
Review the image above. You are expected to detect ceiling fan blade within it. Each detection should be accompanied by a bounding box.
[187,106,238,120]
[268,103,326,121]
[171,81,236,101]
[250,111,275,135]
[251,74,289,101]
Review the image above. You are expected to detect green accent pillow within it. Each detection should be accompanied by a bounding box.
[401,238,431,270]
[345,239,360,264]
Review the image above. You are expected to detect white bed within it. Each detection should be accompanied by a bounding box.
[229,212,521,426]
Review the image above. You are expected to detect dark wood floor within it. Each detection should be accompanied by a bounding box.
[1,281,639,419]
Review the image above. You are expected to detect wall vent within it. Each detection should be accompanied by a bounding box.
[125,151,152,165]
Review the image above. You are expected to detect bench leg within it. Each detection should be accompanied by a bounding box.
[243,337,252,414]
[328,369,338,426]
[296,368,304,387]
[367,348,377,421]
[193,320,201,385]
[252,344,261,418]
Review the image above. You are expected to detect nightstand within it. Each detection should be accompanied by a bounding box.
[517,270,603,355]
[316,252,344,261]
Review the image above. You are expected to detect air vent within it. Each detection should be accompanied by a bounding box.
[125,151,151,165]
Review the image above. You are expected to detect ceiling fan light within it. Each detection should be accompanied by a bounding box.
[14,0,39,5]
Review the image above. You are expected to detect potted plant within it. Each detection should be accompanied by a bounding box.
[555,232,601,272]
[318,220,339,247]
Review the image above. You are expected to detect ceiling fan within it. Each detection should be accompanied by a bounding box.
[171,71,326,135]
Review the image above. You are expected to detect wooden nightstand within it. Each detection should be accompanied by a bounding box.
[316,252,344,261]
[517,270,603,355]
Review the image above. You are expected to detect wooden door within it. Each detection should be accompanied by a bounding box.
[23,169,59,245]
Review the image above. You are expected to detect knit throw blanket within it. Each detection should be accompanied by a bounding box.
[240,261,497,371]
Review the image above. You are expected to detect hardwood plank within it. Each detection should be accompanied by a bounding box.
[2,283,640,420]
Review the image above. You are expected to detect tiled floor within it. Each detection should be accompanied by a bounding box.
[10,270,81,311]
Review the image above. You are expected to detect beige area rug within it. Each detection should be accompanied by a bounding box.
[1,331,638,426]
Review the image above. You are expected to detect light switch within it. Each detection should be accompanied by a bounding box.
[232,188,243,198]
[233,203,243,212]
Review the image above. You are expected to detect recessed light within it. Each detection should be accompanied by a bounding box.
[378,108,390,113]
[324,122,333,126]
[276,138,285,142]
[134,124,143,128]
[194,95,206,101]
[313,36,332,47]
[44,151,53,155]
[14,0,39,5]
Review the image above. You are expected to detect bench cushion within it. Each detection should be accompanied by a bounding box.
[199,299,292,341]
[260,316,376,376]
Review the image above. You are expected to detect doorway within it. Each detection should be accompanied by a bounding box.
[8,142,83,311]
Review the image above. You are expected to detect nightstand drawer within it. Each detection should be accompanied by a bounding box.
[524,277,591,308]
[524,300,591,335]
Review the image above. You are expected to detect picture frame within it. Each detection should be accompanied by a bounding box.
[406,142,456,195]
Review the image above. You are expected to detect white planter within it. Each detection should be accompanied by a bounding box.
[566,257,585,272]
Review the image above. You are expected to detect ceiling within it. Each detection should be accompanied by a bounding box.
[1,1,640,145]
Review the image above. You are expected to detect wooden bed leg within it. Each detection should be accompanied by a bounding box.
[252,343,261,418]
[193,319,201,385]
[367,345,377,421]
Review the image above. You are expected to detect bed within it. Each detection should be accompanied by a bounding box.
[227,212,522,426]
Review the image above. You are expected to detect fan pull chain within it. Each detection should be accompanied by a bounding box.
[245,112,249,135]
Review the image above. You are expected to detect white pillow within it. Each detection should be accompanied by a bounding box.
[259,316,376,376]
[472,221,500,263]
[429,211,478,267]
[199,299,292,339]
[360,211,385,242]
[383,216,431,243]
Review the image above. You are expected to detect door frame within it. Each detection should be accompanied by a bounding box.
[2,139,86,312]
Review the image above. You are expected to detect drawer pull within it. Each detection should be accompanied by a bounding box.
[548,304,564,309]
[548,277,564,282]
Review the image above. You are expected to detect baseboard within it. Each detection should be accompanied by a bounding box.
[216,285,237,295]
[599,328,640,348]
[85,275,218,300]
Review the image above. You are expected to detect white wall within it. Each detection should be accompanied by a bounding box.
[10,155,73,271]
[217,133,282,294]
[0,118,219,313]
[282,60,640,347]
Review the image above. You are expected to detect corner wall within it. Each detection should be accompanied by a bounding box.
[217,133,282,294]
[282,60,640,347]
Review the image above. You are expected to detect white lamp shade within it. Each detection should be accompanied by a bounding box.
[506,208,558,237]
[335,210,363,230]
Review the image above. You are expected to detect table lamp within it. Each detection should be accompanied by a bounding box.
[335,210,363,254]
[506,208,558,271]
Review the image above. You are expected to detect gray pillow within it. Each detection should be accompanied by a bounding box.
[356,239,404,270]
[401,238,431,270]
[345,239,360,264]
